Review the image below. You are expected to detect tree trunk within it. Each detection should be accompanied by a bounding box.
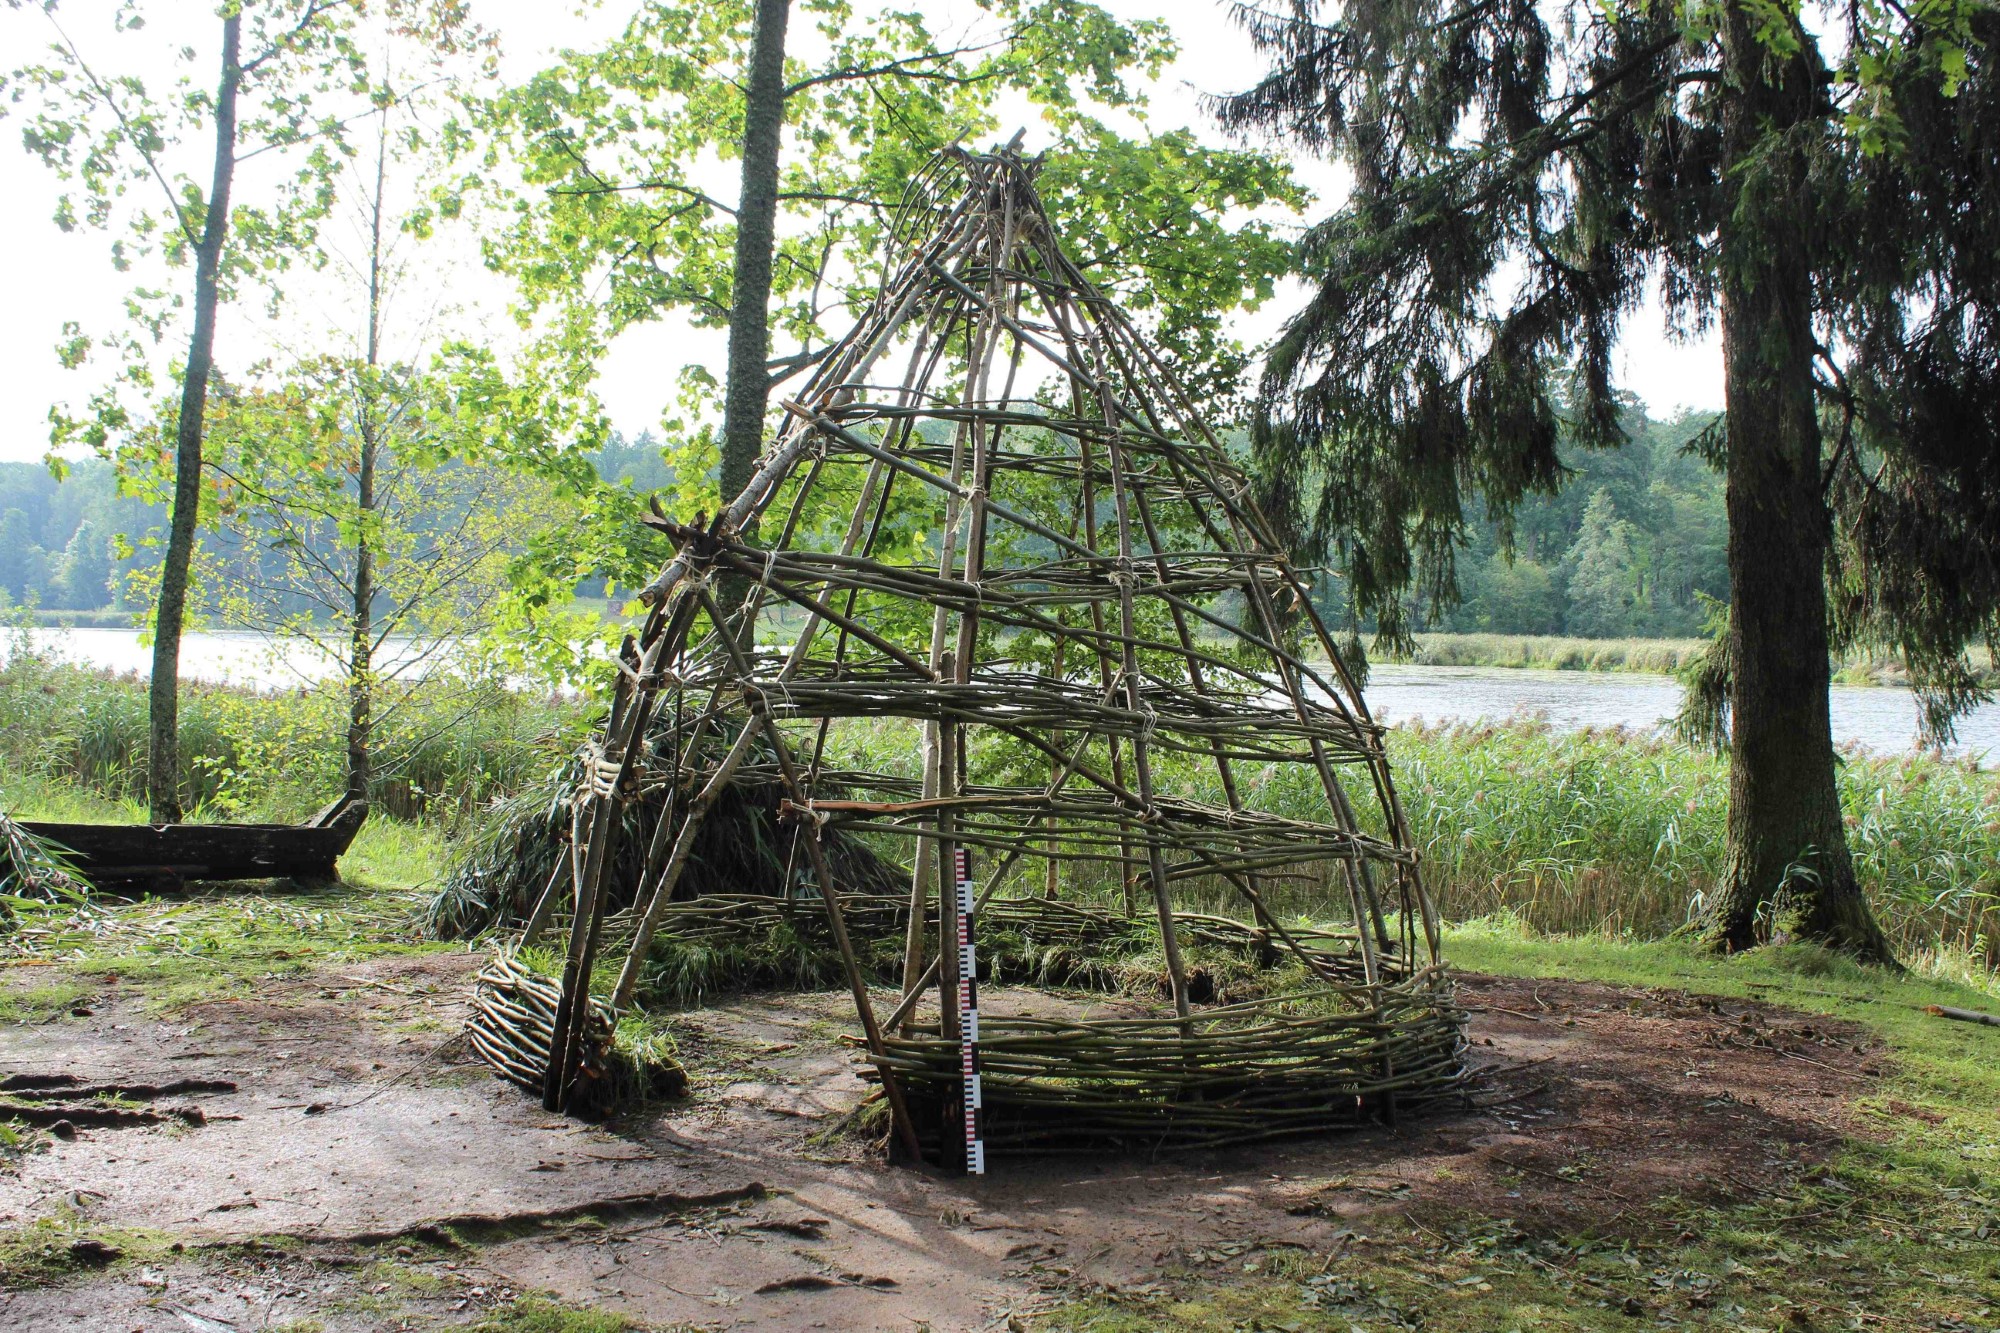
[1702,5,1894,965]
[348,115,389,803]
[349,451,374,802]
[147,14,241,825]
[717,0,791,518]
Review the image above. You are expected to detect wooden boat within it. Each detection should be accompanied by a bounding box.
[24,794,368,890]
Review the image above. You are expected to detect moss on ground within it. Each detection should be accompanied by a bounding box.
[0,974,92,1023]
[462,1295,641,1332]
[0,1213,177,1289]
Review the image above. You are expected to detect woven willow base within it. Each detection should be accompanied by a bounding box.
[868,974,1467,1155]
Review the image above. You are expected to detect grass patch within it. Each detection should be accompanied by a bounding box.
[463,1294,639,1332]
[358,1257,451,1296]
[0,974,92,1023]
[3,876,446,1010]
[342,816,457,893]
[0,1213,174,1290]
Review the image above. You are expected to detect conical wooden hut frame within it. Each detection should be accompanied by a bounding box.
[513,144,1466,1164]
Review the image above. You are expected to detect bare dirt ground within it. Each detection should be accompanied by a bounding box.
[0,952,1880,1331]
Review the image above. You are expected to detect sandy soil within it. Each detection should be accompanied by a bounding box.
[0,952,1879,1331]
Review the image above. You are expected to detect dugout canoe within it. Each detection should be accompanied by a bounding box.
[24,794,368,889]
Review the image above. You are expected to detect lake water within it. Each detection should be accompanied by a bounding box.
[3,626,435,689]
[1361,663,1997,765]
[8,626,1996,765]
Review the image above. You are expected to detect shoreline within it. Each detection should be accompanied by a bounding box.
[1360,631,1994,689]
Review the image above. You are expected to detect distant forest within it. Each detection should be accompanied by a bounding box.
[0,404,1723,638]
[1308,404,1728,640]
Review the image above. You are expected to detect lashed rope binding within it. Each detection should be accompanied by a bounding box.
[477,140,1467,1162]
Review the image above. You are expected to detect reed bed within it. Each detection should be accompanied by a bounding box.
[1381,720,1999,963]
[1390,634,1710,675]
[1377,633,1998,689]
[0,647,574,823]
[6,644,1991,977]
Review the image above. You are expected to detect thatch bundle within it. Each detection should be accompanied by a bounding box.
[468,952,687,1114]
[427,736,904,942]
[621,890,1367,1008]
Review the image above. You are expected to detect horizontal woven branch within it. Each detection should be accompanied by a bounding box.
[629,890,1364,957]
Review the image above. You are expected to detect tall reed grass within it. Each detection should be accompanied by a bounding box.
[1382,720,1998,968]
[3,648,1991,981]
[0,646,585,824]
[1387,631,1998,689]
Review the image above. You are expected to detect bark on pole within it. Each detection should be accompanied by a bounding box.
[148,14,242,826]
[717,0,793,518]
[349,115,389,802]
[1704,4,1893,965]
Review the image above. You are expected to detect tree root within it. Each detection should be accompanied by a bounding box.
[0,1101,207,1128]
[2,1077,236,1101]
[277,1182,770,1247]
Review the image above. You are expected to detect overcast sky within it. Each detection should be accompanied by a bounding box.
[0,0,1724,468]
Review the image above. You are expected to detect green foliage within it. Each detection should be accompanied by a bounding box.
[474,0,1303,615]
[1221,0,2000,735]
[0,459,166,617]
[0,648,580,823]
[202,350,584,752]
[1562,491,1643,639]
[1300,405,1728,641]
[2,1,486,465]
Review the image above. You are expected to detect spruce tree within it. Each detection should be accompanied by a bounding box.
[1222,0,1999,963]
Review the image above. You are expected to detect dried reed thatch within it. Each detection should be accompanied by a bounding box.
[477,142,1467,1164]
[585,890,1349,1010]
[428,732,904,942]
